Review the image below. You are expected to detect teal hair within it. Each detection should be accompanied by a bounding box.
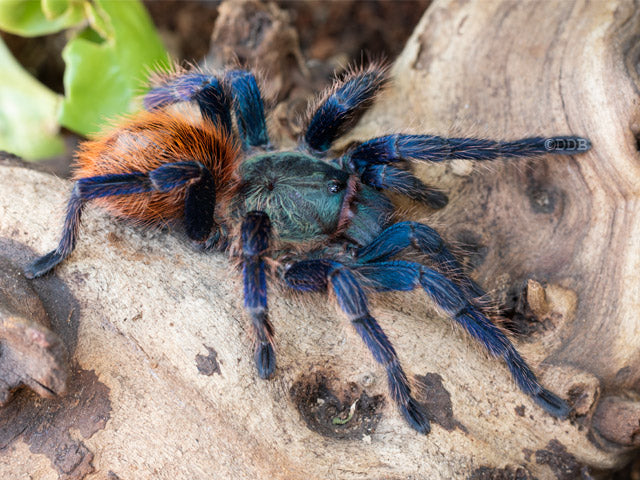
[233,152,392,245]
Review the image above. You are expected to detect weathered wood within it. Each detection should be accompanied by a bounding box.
[0,0,639,478]
[0,256,68,404]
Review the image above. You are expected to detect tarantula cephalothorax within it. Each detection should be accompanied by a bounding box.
[25,64,591,434]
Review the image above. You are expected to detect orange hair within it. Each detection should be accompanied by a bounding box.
[74,110,241,227]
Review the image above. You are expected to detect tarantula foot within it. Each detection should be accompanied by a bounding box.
[24,250,62,279]
[533,388,571,419]
[400,398,431,435]
[422,189,449,210]
[193,226,228,252]
[255,342,276,379]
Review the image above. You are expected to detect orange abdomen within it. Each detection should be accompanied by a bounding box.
[73,110,241,226]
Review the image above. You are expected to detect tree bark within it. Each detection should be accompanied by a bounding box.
[1,1,639,478]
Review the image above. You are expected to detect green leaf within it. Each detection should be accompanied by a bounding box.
[59,0,169,135]
[42,0,72,20]
[0,0,84,36]
[40,0,69,20]
[0,37,64,160]
[0,0,168,157]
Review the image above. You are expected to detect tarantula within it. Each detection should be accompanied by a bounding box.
[25,64,590,434]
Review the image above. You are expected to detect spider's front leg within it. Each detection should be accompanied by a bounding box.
[302,64,388,154]
[344,133,591,209]
[241,211,276,378]
[345,134,591,167]
[284,259,430,434]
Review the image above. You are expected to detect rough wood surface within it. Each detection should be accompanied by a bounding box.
[0,256,68,405]
[1,1,639,478]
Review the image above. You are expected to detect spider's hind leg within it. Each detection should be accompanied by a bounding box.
[149,161,217,242]
[285,259,430,434]
[356,221,486,301]
[145,69,270,149]
[25,184,84,278]
[26,161,219,278]
[353,260,570,418]
[144,72,232,131]
[24,172,154,278]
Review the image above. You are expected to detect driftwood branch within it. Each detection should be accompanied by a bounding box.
[1,1,639,478]
[0,256,68,404]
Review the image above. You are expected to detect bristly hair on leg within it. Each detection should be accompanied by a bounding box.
[302,60,391,154]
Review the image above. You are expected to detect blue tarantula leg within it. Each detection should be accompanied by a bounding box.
[184,170,216,242]
[361,163,448,209]
[224,70,269,148]
[354,260,570,418]
[25,161,219,278]
[144,73,232,131]
[149,161,216,241]
[284,259,430,434]
[344,134,592,172]
[241,211,276,379]
[24,184,84,279]
[24,172,154,278]
[356,221,485,300]
[304,65,388,153]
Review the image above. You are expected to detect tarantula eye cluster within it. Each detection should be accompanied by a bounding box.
[25,63,590,434]
[327,179,344,193]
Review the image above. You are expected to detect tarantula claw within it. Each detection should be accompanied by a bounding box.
[255,343,276,379]
[400,398,431,435]
[422,188,449,209]
[25,250,63,279]
[534,387,571,419]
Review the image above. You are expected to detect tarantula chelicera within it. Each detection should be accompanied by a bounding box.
[25,64,590,434]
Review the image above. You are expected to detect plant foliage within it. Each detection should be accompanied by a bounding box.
[0,0,168,160]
